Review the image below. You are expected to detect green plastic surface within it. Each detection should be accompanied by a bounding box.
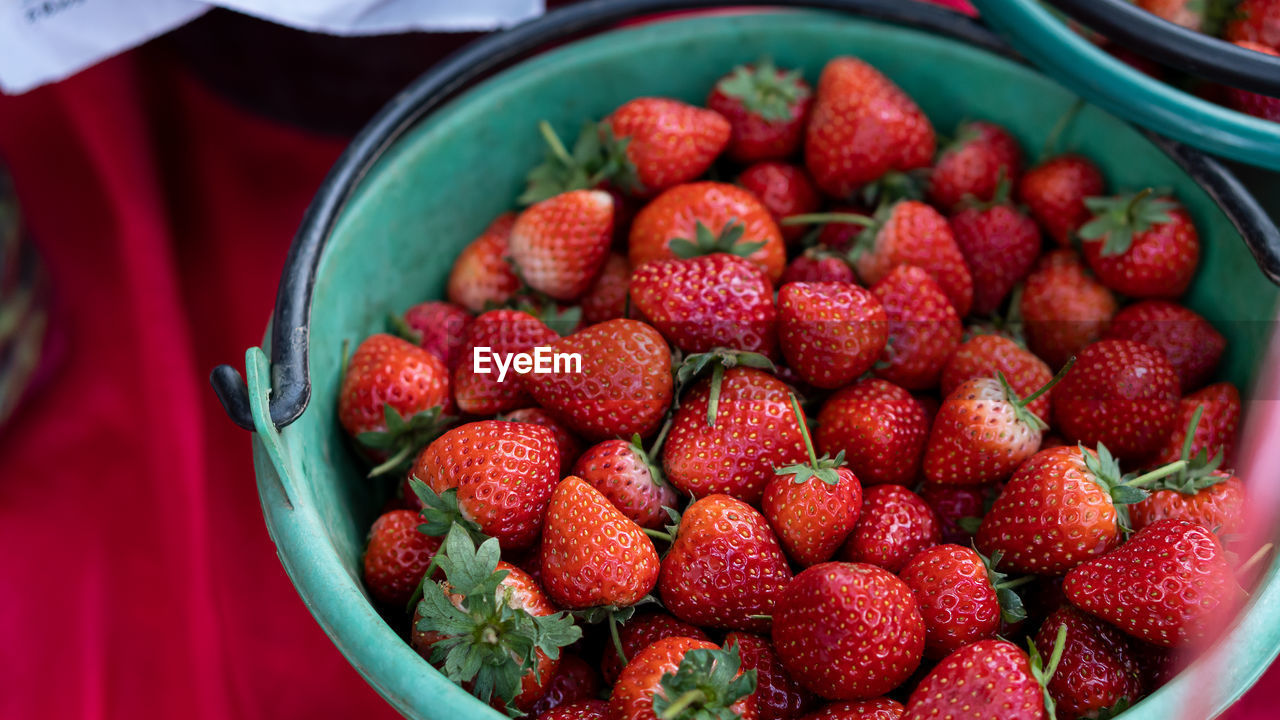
[246,12,1280,720]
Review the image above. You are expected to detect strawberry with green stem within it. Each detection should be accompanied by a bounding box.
[571,432,679,531]
[708,58,813,163]
[610,638,758,720]
[519,121,638,205]
[362,508,443,607]
[601,611,711,685]
[1154,381,1240,466]
[1078,189,1200,299]
[725,632,817,720]
[1016,154,1105,247]
[603,98,732,195]
[1032,605,1144,720]
[941,333,1054,421]
[737,162,821,245]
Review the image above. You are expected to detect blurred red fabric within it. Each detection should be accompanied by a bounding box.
[0,3,1274,719]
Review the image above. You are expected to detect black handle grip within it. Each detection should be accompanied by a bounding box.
[1046,0,1280,97]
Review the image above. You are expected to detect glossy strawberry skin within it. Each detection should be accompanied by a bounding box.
[815,379,929,487]
[941,334,1054,420]
[899,543,1002,658]
[1225,0,1280,48]
[518,319,673,441]
[453,310,559,416]
[927,121,1024,213]
[601,611,711,685]
[1104,300,1225,392]
[1081,202,1199,299]
[1064,519,1242,647]
[804,57,935,198]
[510,189,614,300]
[871,265,963,390]
[1130,471,1246,536]
[1020,249,1118,370]
[727,632,818,720]
[778,282,887,389]
[1017,154,1106,246]
[855,201,973,318]
[1154,382,1241,466]
[738,162,822,244]
[763,467,864,567]
[949,203,1040,315]
[659,495,793,632]
[920,483,993,545]
[663,368,807,504]
[402,301,473,371]
[800,699,903,720]
[630,254,778,357]
[629,181,786,282]
[580,253,631,325]
[610,637,758,720]
[503,407,583,476]
[904,640,1045,719]
[1034,605,1144,720]
[447,212,520,313]
[709,67,813,164]
[977,445,1119,575]
[414,420,560,550]
[781,251,857,285]
[362,509,442,607]
[923,376,1044,486]
[1052,339,1180,462]
[537,699,608,720]
[603,98,731,194]
[838,485,940,573]
[529,655,603,718]
[773,562,925,700]
[571,439,676,531]
[338,333,450,439]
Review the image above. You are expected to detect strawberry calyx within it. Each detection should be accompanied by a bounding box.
[518,120,641,205]
[780,208,883,266]
[1093,697,1133,720]
[978,548,1033,624]
[358,404,453,478]
[410,477,490,545]
[774,393,846,486]
[509,295,582,337]
[1158,404,1228,495]
[414,524,582,717]
[956,174,1015,213]
[388,311,424,345]
[1081,443,1189,530]
[1078,188,1176,257]
[675,348,776,427]
[669,220,766,260]
[714,57,810,123]
[652,645,757,720]
[998,355,1075,431]
[1027,623,1068,720]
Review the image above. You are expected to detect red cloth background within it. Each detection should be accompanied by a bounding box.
[0,7,1275,720]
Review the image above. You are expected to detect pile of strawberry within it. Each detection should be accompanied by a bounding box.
[340,54,1260,720]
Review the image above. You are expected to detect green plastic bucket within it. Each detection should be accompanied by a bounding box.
[216,2,1280,718]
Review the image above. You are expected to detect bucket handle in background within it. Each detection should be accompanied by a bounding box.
[1045,0,1280,97]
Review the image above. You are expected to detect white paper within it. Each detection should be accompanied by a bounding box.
[211,0,545,35]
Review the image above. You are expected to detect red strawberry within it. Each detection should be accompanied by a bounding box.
[709,59,813,163]
[922,360,1070,486]
[399,301,472,371]
[799,699,904,720]
[920,483,995,545]
[602,98,731,194]
[778,282,887,389]
[1225,0,1280,48]
[609,638,758,720]
[517,319,673,441]
[1226,42,1280,121]
[1064,519,1243,647]
[663,367,806,504]
[780,249,857,285]
[580,253,631,325]
[871,265,963,390]
[509,189,613,301]
[453,309,559,416]
[903,639,1048,719]
[941,334,1054,420]
[737,162,822,244]
[1131,471,1246,538]
[629,181,786,282]
[411,529,580,713]
[502,406,583,476]
[814,206,871,252]
[815,378,929,487]
[338,333,450,474]
[658,494,793,632]
[1017,154,1106,245]
[540,476,660,609]
[538,699,608,720]
[927,121,1024,212]
[804,57,935,198]
[601,611,711,685]
[1154,382,1241,466]
[763,395,864,566]
[446,212,521,312]
[976,444,1187,574]
[529,655,603,718]
[1104,300,1225,392]
[411,420,560,550]
[362,509,442,607]
[1033,605,1144,720]
[900,544,1026,658]
[949,199,1040,315]
[1078,191,1200,298]
[727,632,817,720]
[1020,249,1118,370]
[773,562,925,699]
[630,254,778,356]
[1136,0,1204,28]
[838,485,939,572]
[571,437,678,530]
[1052,339,1180,461]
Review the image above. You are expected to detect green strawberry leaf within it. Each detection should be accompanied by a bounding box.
[651,645,757,720]
[1028,623,1068,720]
[1093,696,1133,720]
[1078,189,1176,256]
[357,404,453,478]
[669,220,763,260]
[714,57,809,122]
[411,479,489,545]
[517,120,640,205]
[957,515,984,535]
